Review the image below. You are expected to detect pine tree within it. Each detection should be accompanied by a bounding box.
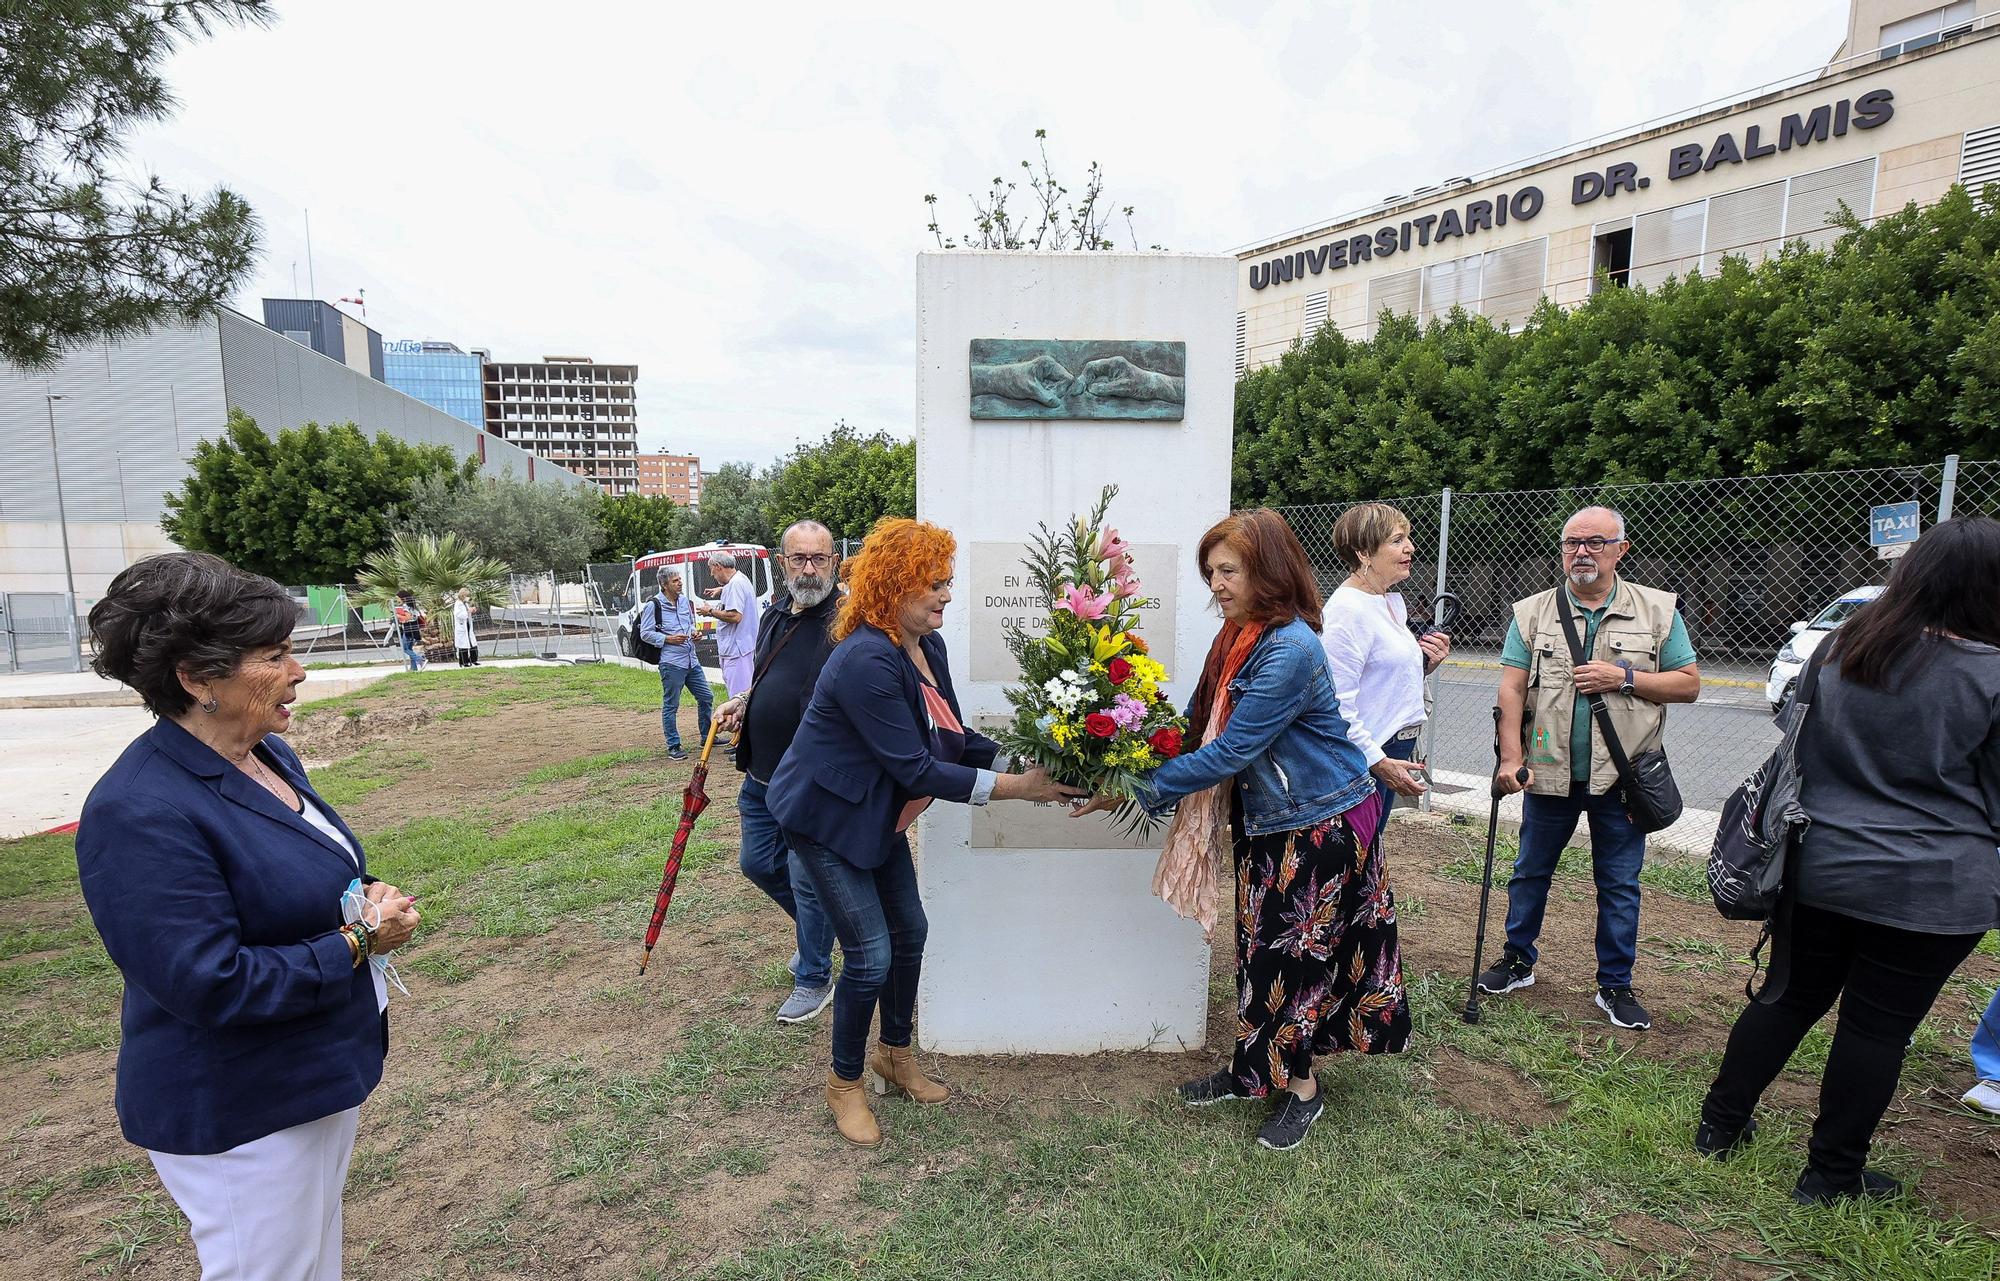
[1,1,270,367]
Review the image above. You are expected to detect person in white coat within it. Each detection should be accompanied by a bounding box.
[1320,503,1450,850]
[452,588,479,667]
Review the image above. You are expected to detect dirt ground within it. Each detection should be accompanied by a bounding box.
[5,684,1997,1277]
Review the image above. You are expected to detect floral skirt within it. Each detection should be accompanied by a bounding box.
[1230,808,1411,1096]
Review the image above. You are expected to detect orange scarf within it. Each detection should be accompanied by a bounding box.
[1152,622,1263,937]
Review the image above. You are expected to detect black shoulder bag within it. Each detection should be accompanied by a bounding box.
[631,599,665,667]
[1555,591,1683,834]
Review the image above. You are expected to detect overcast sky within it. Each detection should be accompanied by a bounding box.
[126,0,1851,469]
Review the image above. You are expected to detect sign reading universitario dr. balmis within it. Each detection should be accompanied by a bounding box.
[1247,87,1896,291]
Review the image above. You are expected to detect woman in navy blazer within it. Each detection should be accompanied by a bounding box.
[76,553,420,1280]
[768,519,1080,1146]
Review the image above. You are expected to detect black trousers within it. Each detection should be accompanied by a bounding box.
[1702,902,1984,1185]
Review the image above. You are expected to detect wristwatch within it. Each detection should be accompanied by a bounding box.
[1616,659,1635,694]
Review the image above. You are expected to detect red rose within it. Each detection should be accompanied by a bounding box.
[1085,713,1117,739]
[1148,727,1183,758]
[1106,657,1133,685]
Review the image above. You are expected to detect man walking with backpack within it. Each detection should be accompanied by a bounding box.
[641,568,712,761]
[1479,506,1702,1030]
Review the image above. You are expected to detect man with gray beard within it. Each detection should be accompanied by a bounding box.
[714,520,841,1022]
[1478,506,1702,1031]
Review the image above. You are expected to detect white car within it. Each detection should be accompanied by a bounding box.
[1765,585,1884,712]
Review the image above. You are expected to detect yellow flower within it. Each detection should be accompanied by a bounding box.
[1124,654,1168,701]
[1091,625,1130,663]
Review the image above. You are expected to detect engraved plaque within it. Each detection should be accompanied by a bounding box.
[968,339,1186,420]
[968,541,1178,683]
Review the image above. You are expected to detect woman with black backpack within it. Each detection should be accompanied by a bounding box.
[1696,517,2000,1204]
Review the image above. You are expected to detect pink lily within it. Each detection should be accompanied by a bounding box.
[1111,572,1143,600]
[1054,582,1114,621]
[1096,527,1131,563]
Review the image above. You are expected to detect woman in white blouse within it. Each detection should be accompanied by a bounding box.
[1321,503,1451,849]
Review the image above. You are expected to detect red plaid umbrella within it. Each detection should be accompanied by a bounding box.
[639,717,724,975]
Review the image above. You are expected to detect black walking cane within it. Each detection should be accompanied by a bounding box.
[1463,705,1529,1025]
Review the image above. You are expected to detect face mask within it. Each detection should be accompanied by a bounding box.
[342,878,410,997]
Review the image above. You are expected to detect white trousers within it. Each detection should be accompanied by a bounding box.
[149,1107,359,1281]
[722,653,755,698]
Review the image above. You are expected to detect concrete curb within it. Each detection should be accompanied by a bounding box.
[0,690,143,710]
[0,675,397,711]
[1411,767,1719,858]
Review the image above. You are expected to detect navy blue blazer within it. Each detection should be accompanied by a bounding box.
[76,719,386,1156]
[767,627,1000,868]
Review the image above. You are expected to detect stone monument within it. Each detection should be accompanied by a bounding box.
[915,251,1238,1055]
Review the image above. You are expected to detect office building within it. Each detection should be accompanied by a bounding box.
[1,309,590,601]
[260,298,385,381]
[1235,1,2000,371]
[636,452,702,506]
[383,339,488,428]
[482,356,640,494]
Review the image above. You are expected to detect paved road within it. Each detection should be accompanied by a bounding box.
[1423,662,1779,814]
[0,706,156,837]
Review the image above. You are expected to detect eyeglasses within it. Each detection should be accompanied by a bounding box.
[1559,536,1625,554]
[784,553,834,570]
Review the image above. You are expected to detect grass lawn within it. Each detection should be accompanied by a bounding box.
[2,663,1995,1279]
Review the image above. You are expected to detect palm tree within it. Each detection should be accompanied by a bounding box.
[355,532,510,651]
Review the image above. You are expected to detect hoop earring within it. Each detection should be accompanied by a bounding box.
[199,696,219,714]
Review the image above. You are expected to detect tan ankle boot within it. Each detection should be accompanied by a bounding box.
[825,1071,883,1147]
[865,1042,950,1105]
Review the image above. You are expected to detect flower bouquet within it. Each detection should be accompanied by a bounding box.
[993,486,1188,831]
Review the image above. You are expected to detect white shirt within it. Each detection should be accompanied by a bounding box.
[298,793,357,868]
[716,573,760,660]
[1321,584,1428,766]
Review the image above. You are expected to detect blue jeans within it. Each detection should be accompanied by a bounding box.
[658,662,712,750]
[1369,729,1421,849]
[738,777,834,988]
[1503,780,1646,989]
[1975,985,2000,1082]
[399,631,423,671]
[785,828,926,1081]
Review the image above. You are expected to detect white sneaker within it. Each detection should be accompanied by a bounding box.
[1961,1080,2000,1116]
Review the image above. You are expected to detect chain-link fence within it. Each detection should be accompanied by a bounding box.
[1280,455,2000,850]
[285,569,623,667]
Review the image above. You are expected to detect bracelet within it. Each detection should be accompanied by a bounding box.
[340,926,363,968]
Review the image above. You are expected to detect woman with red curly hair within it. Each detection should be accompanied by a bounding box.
[768,518,1081,1146]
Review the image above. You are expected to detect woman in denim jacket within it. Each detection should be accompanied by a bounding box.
[1082,509,1410,1151]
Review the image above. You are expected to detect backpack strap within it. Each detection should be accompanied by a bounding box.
[1746,649,1830,1004]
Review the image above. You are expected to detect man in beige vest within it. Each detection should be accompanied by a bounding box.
[1477,506,1701,1030]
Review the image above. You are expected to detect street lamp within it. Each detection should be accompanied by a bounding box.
[45,392,81,672]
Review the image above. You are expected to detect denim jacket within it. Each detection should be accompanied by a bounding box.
[1137,617,1375,837]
